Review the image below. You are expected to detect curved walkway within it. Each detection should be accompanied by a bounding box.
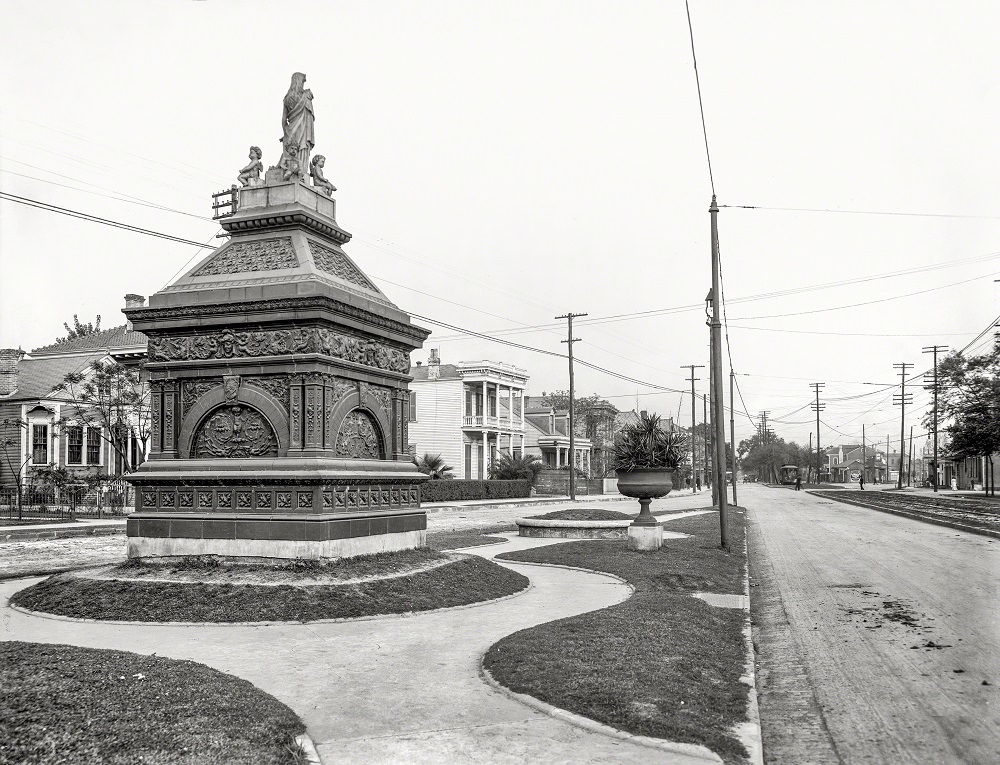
[0,532,716,765]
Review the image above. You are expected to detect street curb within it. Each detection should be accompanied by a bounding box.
[737,531,765,765]
[478,665,723,763]
[423,496,633,512]
[0,524,126,543]
[806,491,1000,540]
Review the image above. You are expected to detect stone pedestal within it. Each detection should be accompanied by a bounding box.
[627,523,663,551]
[125,179,430,561]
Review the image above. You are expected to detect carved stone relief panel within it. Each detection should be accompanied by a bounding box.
[308,240,378,291]
[181,379,221,413]
[193,404,279,458]
[360,382,392,419]
[245,375,290,411]
[193,237,297,276]
[335,409,382,459]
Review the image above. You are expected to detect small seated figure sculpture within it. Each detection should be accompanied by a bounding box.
[237,146,264,187]
[278,143,303,181]
[310,155,337,196]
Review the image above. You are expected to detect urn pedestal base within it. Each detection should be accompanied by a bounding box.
[627,523,663,551]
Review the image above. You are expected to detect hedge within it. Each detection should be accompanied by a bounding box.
[421,479,531,503]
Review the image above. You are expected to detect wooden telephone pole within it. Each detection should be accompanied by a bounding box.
[556,312,587,500]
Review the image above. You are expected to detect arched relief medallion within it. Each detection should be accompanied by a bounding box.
[193,404,279,458]
[335,409,383,459]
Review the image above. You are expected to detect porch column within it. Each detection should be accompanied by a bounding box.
[481,429,488,477]
[519,434,524,457]
[508,386,514,427]
[482,381,487,422]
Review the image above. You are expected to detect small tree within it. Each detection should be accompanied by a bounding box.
[57,359,150,476]
[55,314,101,344]
[0,418,33,520]
[413,453,454,480]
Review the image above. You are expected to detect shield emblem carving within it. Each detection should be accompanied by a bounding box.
[223,375,241,402]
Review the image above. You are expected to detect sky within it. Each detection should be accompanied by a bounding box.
[1,0,998,455]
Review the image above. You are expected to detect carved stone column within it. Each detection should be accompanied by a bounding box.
[303,372,324,453]
[162,382,178,457]
[289,374,304,453]
[149,382,163,458]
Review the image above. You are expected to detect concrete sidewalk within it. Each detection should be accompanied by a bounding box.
[0,512,723,764]
[0,517,126,542]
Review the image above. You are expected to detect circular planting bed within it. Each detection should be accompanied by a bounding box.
[516,507,636,539]
[1,641,305,765]
[10,548,528,623]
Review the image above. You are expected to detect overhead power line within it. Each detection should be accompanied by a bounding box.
[720,204,1000,220]
[0,192,213,247]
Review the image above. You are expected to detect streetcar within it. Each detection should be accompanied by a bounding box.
[778,465,800,485]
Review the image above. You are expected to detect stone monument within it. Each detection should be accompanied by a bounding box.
[125,74,431,561]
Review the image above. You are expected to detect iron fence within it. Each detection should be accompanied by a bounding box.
[0,482,133,521]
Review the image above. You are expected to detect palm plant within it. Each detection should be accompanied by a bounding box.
[613,412,688,472]
[413,453,454,480]
[488,452,544,486]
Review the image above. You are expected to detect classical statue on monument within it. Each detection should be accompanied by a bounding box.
[237,146,264,187]
[310,155,336,196]
[280,72,315,172]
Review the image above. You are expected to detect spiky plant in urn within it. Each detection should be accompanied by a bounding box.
[613,412,688,550]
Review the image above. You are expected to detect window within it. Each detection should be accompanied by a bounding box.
[86,427,102,465]
[66,425,102,466]
[31,424,49,464]
[408,391,417,422]
[67,426,84,464]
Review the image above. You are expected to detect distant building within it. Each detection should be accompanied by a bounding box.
[407,350,592,479]
[0,296,149,493]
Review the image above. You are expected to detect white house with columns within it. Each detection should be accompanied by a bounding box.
[408,350,529,479]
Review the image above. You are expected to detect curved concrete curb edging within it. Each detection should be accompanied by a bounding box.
[295,733,323,764]
[738,534,765,765]
[6,580,535,628]
[479,666,723,763]
[515,517,630,539]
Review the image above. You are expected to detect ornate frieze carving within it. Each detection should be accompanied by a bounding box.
[192,237,298,276]
[335,410,382,459]
[193,404,279,458]
[148,327,410,373]
[308,240,377,291]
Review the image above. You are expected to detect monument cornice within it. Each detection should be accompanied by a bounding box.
[221,207,352,244]
[127,295,431,345]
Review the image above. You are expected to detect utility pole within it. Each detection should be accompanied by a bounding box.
[862,424,866,484]
[808,432,813,483]
[556,312,587,501]
[729,368,737,505]
[922,345,948,492]
[893,363,913,490]
[810,383,826,484]
[908,424,914,488]
[758,410,771,482]
[682,365,704,494]
[708,194,729,549]
[703,392,710,493]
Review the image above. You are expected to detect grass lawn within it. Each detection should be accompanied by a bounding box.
[485,509,749,764]
[427,523,516,550]
[11,550,528,623]
[0,641,305,765]
[527,507,634,521]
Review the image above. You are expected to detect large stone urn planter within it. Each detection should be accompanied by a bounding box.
[616,468,674,551]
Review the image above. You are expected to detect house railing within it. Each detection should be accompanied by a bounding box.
[463,415,523,429]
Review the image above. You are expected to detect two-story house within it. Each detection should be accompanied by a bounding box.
[408,350,529,479]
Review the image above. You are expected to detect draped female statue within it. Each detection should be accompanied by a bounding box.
[281,72,315,171]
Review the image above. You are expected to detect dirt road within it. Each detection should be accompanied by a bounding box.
[746,484,999,764]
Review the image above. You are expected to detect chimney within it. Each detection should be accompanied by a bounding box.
[427,349,440,380]
[0,348,25,396]
[124,294,145,331]
[640,409,648,418]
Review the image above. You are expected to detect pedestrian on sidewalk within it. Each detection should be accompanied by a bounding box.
[795,474,802,491]
[695,475,701,492]
[859,473,865,491]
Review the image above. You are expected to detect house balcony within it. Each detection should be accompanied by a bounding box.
[463,415,523,430]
